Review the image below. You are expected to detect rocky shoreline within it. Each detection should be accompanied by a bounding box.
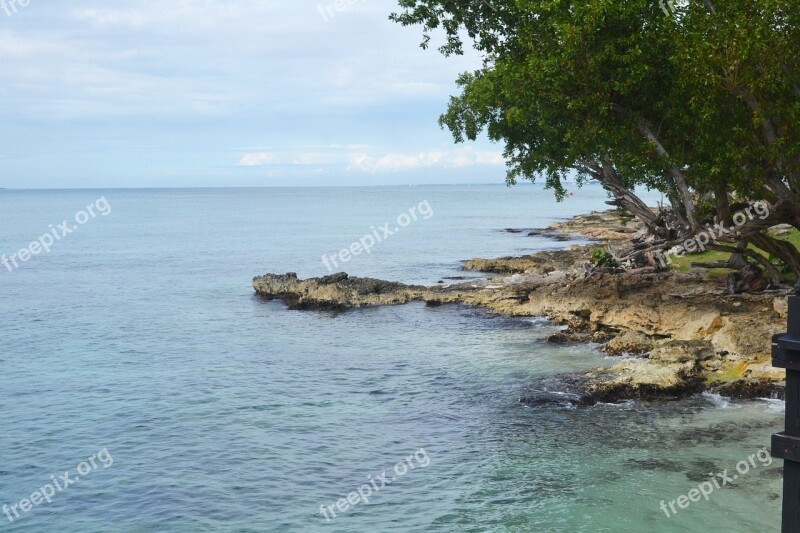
[253,210,788,405]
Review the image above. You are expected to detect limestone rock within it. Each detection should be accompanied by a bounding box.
[602,331,656,356]
[775,297,789,319]
[744,362,786,381]
[649,340,716,364]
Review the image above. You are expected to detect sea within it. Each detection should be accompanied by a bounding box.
[0,184,784,532]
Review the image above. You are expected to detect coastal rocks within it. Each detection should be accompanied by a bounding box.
[709,378,785,400]
[547,329,615,344]
[527,229,573,241]
[648,340,716,364]
[548,210,643,243]
[743,362,786,381]
[463,247,591,275]
[254,268,787,400]
[601,331,656,355]
[588,360,705,402]
[519,390,596,407]
[519,374,600,407]
[708,311,784,363]
[521,359,707,405]
[254,208,792,402]
[546,330,615,344]
[252,272,426,310]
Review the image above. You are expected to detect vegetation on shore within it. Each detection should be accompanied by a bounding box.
[391,0,800,281]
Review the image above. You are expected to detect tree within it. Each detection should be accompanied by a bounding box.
[391,0,800,278]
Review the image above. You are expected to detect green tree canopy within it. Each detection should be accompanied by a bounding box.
[392,0,800,277]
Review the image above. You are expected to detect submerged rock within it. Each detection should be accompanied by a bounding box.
[527,229,574,241]
[519,390,596,407]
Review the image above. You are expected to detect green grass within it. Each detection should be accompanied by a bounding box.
[666,227,800,281]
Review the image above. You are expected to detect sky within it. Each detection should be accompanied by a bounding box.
[0,0,509,188]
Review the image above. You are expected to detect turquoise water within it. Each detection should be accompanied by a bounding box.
[0,185,783,532]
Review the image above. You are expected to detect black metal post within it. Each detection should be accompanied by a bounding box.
[772,285,800,532]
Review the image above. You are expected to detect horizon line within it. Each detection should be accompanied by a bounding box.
[0,182,579,191]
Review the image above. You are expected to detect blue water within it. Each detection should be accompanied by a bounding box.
[0,185,783,532]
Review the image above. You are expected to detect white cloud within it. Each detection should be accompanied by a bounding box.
[238,153,277,166]
[0,1,495,186]
[348,147,505,173]
[237,146,505,173]
[72,8,146,28]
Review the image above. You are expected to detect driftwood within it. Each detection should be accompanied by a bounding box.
[726,264,769,295]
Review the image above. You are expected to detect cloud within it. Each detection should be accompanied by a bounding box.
[72,8,146,28]
[237,146,505,173]
[238,153,277,166]
[348,147,505,173]
[0,1,495,187]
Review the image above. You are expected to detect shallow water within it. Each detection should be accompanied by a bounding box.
[0,185,783,531]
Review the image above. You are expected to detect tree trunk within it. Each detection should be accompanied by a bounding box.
[748,232,800,279]
[574,159,663,236]
[598,159,661,232]
[707,242,785,283]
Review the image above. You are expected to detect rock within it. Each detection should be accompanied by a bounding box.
[320,272,349,284]
[710,379,785,399]
[254,209,790,399]
[744,362,786,381]
[588,360,704,402]
[527,229,573,241]
[590,329,618,343]
[649,340,716,364]
[548,210,644,242]
[464,247,591,275]
[775,297,789,318]
[547,330,592,344]
[252,272,425,310]
[602,331,656,356]
[519,390,595,407]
